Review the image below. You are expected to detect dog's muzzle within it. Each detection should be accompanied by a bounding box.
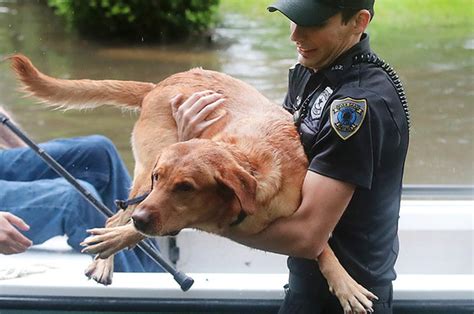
[131,209,152,233]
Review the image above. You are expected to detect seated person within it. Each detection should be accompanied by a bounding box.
[0,106,162,273]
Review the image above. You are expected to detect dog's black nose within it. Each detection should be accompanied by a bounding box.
[131,209,151,232]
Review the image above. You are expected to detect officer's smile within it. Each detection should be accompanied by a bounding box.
[297,46,318,57]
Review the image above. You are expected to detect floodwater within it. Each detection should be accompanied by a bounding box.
[0,1,472,185]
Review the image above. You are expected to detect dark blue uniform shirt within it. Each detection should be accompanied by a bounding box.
[283,34,409,287]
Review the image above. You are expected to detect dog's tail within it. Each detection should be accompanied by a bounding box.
[7,54,155,110]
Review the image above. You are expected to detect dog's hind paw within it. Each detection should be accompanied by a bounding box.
[327,273,378,314]
[84,256,114,286]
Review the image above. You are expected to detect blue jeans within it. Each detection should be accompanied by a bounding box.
[0,135,163,273]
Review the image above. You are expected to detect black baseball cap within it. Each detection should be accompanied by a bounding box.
[268,0,375,27]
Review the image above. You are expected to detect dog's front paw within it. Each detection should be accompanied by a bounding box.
[80,224,137,258]
[105,209,125,226]
[84,256,114,286]
[327,272,378,314]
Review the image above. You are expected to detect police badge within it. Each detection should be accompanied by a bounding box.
[330,97,367,140]
[311,86,333,120]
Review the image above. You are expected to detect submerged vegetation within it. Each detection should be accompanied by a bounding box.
[47,0,220,42]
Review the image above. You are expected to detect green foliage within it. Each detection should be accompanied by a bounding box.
[47,0,220,42]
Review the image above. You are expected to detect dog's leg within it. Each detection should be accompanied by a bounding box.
[80,173,153,285]
[318,244,378,314]
[81,208,144,285]
[81,220,144,258]
[84,255,115,286]
[82,176,150,258]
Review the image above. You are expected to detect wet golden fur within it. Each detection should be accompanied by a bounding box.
[8,54,375,313]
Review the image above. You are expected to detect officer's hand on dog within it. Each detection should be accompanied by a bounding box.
[170,91,226,141]
[0,212,32,254]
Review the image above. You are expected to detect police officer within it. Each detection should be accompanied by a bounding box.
[170,0,409,313]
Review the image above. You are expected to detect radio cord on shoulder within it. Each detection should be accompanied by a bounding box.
[352,53,411,134]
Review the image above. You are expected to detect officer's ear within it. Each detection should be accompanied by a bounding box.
[353,10,371,34]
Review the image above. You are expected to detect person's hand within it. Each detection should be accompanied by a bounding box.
[170,90,226,141]
[0,212,32,254]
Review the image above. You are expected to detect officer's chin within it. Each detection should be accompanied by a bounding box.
[297,54,321,71]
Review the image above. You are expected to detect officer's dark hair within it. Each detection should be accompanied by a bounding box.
[340,7,375,24]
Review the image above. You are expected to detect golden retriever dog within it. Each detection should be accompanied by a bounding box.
[9,54,376,313]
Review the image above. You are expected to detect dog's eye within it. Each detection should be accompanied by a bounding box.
[153,173,159,182]
[173,182,194,193]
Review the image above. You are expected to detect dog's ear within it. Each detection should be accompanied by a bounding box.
[215,165,257,216]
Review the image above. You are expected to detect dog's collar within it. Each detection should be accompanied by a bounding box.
[229,210,247,227]
[115,192,150,210]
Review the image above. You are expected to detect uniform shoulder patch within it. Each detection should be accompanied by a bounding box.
[330,97,367,140]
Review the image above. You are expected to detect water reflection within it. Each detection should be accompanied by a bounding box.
[0,1,472,184]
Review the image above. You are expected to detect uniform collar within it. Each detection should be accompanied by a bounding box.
[317,33,371,86]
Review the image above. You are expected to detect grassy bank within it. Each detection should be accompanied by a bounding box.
[219,0,472,30]
[218,0,473,67]
[369,0,472,49]
[374,0,472,29]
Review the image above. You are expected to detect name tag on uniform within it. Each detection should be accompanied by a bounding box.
[311,86,333,120]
